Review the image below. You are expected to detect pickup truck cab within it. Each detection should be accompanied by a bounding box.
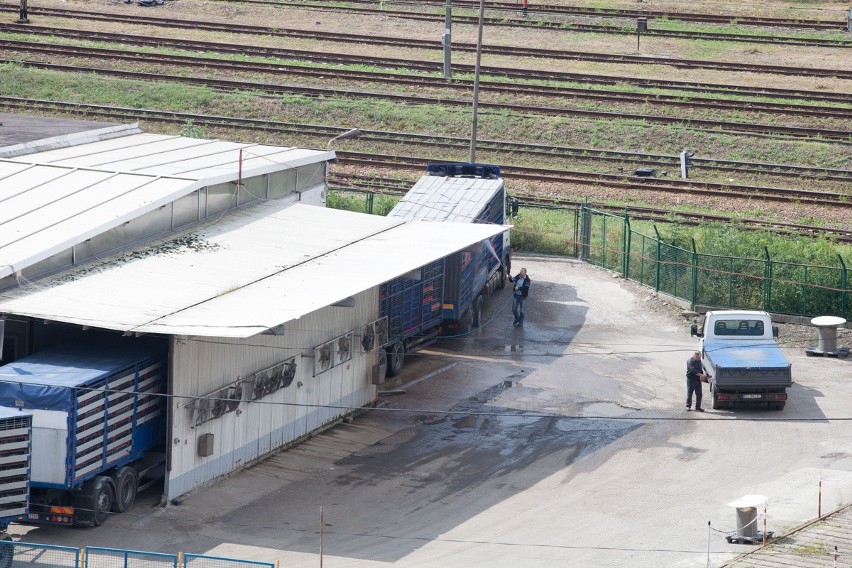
[691,310,792,410]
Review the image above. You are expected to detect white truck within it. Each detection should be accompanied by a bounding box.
[691,310,792,410]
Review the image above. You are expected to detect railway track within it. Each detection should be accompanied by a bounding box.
[3,8,852,79]
[1,96,848,183]
[4,24,850,104]
[209,0,852,46]
[7,41,850,123]
[8,56,851,142]
[334,152,852,208]
[329,173,852,243]
[261,0,850,31]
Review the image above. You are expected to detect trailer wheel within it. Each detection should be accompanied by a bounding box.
[472,295,483,329]
[386,342,405,378]
[91,477,115,526]
[111,466,138,514]
[0,532,13,568]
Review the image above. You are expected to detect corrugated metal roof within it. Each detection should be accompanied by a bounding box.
[0,202,506,338]
[388,175,504,222]
[0,133,334,280]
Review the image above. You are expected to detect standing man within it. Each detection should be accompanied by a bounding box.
[686,351,709,412]
[508,268,531,327]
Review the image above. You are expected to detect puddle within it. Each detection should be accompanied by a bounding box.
[581,402,632,418]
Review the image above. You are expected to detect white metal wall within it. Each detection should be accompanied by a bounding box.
[166,287,378,499]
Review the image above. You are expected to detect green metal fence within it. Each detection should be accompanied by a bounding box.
[326,188,851,319]
[583,206,851,319]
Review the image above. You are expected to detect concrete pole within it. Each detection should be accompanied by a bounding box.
[443,0,452,80]
[468,0,485,163]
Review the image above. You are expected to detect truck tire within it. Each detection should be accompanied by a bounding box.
[0,532,13,568]
[498,264,506,290]
[111,466,138,514]
[386,342,405,378]
[457,307,473,335]
[91,476,115,526]
[710,384,720,410]
[472,296,483,329]
[771,402,786,411]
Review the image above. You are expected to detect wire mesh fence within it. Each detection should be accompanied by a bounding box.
[3,542,79,568]
[183,554,275,568]
[582,206,850,319]
[85,548,177,568]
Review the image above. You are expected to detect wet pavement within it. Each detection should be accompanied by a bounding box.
[16,256,852,568]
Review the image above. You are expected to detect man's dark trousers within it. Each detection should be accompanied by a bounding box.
[686,377,703,409]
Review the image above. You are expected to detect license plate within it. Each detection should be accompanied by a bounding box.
[27,513,41,520]
[742,394,762,399]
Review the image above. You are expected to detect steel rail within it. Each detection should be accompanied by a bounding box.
[3,25,852,101]
[255,0,849,30]
[7,41,850,121]
[329,173,852,242]
[2,7,852,79]
[9,58,851,143]
[333,152,852,208]
[0,96,849,184]
[205,0,852,47]
[1,96,848,183]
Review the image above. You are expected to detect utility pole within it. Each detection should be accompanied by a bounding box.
[468,0,485,163]
[442,0,452,80]
[18,0,29,23]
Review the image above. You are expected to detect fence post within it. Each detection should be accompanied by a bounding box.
[764,247,772,311]
[691,238,698,307]
[574,205,583,258]
[365,192,374,214]
[728,256,734,307]
[653,225,661,292]
[623,213,631,278]
[803,264,810,314]
[601,214,607,268]
[839,254,848,319]
[580,203,591,261]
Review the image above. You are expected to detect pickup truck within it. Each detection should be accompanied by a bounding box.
[691,310,792,410]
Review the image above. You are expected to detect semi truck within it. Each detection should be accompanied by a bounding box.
[380,163,511,376]
[0,336,167,535]
[691,310,792,410]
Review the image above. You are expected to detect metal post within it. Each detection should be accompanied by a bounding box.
[706,521,711,568]
[636,18,647,51]
[653,225,661,292]
[18,0,28,23]
[763,246,772,311]
[443,0,452,80]
[819,476,823,518]
[848,8,851,32]
[691,238,698,306]
[838,254,847,318]
[623,213,631,278]
[763,504,767,545]
[468,0,485,163]
[320,506,324,568]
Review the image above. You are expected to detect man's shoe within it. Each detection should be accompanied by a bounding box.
[686,407,692,411]
[695,408,705,412]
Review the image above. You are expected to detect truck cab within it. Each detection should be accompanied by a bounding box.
[691,310,791,410]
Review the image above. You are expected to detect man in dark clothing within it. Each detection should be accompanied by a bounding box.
[686,351,709,412]
[508,268,531,327]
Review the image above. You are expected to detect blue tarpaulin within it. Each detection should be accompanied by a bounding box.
[0,338,163,412]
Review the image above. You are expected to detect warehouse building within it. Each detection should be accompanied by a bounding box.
[0,117,503,500]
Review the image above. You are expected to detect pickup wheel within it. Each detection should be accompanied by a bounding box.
[0,532,12,568]
[111,466,138,513]
[91,476,115,526]
[710,384,720,410]
[385,342,405,378]
[771,402,786,411]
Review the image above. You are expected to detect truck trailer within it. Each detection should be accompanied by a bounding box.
[0,336,167,535]
[381,164,511,376]
[691,310,792,410]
